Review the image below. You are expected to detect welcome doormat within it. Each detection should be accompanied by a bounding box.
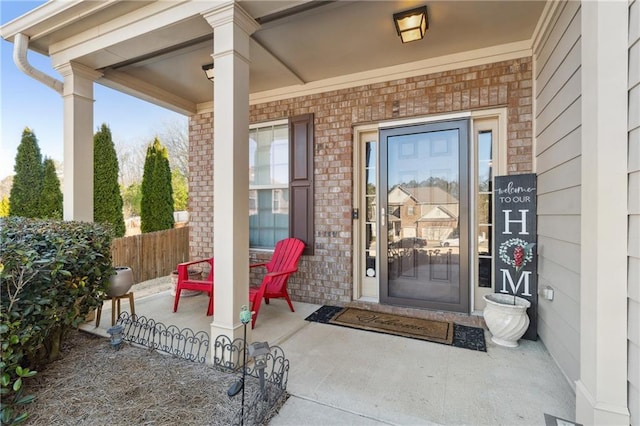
[305,305,486,351]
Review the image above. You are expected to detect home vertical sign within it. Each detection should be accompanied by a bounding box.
[494,173,537,340]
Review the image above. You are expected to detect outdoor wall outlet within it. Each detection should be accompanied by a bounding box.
[542,286,554,301]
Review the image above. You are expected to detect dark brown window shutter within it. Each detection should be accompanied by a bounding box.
[289,113,314,256]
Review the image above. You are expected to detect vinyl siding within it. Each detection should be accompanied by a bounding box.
[533,0,582,387]
[628,0,640,423]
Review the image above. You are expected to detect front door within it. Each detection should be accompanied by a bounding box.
[379,120,469,312]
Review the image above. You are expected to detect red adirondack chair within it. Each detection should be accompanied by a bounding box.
[173,257,214,316]
[249,238,305,328]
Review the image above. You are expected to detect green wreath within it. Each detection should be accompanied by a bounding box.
[498,238,533,268]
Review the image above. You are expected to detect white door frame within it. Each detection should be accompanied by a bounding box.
[352,109,506,312]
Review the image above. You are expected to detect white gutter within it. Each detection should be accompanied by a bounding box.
[13,33,63,95]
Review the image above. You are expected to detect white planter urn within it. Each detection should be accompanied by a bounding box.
[483,293,531,348]
[106,266,134,297]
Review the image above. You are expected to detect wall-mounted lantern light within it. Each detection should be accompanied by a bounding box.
[393,6,428,43]
[202,63,214,81]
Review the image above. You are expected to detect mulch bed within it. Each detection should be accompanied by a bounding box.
[22,330,285,425]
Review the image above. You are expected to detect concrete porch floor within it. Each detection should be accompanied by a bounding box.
[80,278,576,425]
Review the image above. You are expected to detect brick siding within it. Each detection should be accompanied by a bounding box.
[188,112,213,260]
[189,57,533,306]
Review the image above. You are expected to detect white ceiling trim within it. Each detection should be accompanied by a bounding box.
[252,39,305,85]
[48,2,213,67]
[25,3,119,45]
[194,39,533,114]
[197,101,215,114]
[531,0,563,56]
[0,0,84,41]
[194,41,531,114]
[100,69,196,116]
[247,39,533,106]
[202,1,261,35]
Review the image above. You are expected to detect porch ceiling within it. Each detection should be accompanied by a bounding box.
[1,0,546,114]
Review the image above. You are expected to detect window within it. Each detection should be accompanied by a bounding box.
[249,122,289,248]
[470,110,505,310]
[248,114,315,254]
[477,130,493,287]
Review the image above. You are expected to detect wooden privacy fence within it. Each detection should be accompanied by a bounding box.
[110,226,190,284]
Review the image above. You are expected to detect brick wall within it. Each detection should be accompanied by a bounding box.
[188,112,213,260]
[189,57,533,305]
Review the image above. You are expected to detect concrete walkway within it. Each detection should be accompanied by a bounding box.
[81,279,576,425]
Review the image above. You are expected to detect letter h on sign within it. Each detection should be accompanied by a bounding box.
[503,209,529,235]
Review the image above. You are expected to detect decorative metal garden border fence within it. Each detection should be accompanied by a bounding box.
[211,334,289,389]
[115,312,209,363]
[114,312,290,425]
[212,334,290,425]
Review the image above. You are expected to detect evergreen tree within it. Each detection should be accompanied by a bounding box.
[141,138,174,233]
[0,196,9,217]
[94,124,125,237]
[9,128,43,218]
[40,157,63,219]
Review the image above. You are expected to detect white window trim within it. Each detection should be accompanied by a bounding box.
[250,118,288,129]
[379,111,471,130]
[249,119,290,249]
[470,107,506,313]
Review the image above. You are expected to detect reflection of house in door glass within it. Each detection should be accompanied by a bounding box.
[386,185,459,245]
[383,120,467,309]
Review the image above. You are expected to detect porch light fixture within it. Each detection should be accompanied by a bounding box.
[202,63,214,81]
[393,5,428,43]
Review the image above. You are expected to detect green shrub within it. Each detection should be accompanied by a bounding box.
[141,138,174,233]
[0,217,114,424]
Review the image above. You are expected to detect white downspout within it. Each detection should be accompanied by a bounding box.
[13,33,63,95]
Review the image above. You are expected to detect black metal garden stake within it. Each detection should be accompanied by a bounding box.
[227,305,252,426]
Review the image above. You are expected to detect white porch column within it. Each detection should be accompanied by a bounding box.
[54,62,102,222]
[202,3,260,343]
[576,1,630,424]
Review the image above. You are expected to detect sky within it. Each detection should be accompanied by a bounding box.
[0,1,187,180]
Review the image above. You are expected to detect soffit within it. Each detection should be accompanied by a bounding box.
[248,1,544,83]
[1,0,546,113]
[1,1,154,55]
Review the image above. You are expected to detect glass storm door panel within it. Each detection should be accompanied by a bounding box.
[379,120,469,313]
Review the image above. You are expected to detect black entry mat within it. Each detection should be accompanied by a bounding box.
[305,305,486,352]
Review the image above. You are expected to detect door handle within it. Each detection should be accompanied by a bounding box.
[381,208,385,227]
